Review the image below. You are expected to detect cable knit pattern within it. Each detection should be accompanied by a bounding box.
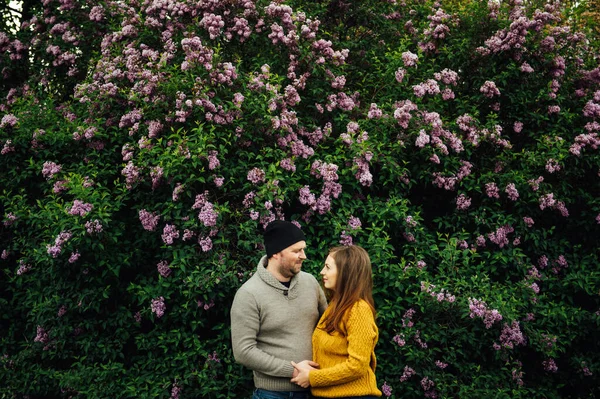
[309,300,382,397]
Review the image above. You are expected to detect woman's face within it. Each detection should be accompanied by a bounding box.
[320,254,338,291]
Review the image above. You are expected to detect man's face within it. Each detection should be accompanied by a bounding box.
[274,240,307,279]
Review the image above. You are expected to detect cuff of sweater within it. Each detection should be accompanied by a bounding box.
[308,369,324,387]
[282,362,295,377]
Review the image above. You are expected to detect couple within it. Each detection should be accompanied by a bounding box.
[231,220,382,399]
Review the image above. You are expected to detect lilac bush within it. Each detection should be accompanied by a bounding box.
[1,0,599,397]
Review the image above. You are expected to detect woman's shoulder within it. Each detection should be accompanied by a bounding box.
[348,299,374,317]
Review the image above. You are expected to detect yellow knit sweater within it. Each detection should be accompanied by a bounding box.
[309,299,382,398]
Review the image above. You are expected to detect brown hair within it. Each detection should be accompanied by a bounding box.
[321,245,376,335]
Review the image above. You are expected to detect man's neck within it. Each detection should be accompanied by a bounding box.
[266,260,291,283]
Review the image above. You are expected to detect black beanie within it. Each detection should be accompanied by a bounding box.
[264,220,306,258]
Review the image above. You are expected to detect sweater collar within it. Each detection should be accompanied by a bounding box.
[256,255,299,297]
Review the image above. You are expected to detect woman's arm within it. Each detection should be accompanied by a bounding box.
[308,301,377,387]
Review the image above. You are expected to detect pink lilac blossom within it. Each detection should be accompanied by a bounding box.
[514,121,524,133]
[538,255,549,269]
[543,358,558,373]
[161,224,180,245]
[528,176,544,191]
[68,200,93,216]
[395,68,406,83]
[17,260,31,275]
[42,161,62,179]
[539,193,556,210]
[468,298,503,328]
[68,251,80,263]
[139,210,160,231]
[488,225,514,248]
[480,81,500,98]
[198,202,218,227]
[523,216,535,227]
[520,62,534,73]
[171,384,182,399]
[151,296,166,318]
[47,231,72,258]
[34,326,49,344]
[393,334,406,347]
[545,159,561,173]
[494,321,526,350]
[416,130,430,147]
[339,231,353,246]
[85,220,103,234]
[456,194,471,210]
[400,366,416,382]
[199,237,213,252]
[247,167,266,184]
[157,260,171,278]
[505,183,519,201]
[435,360,448,369]
[0,114,18,128]
[486,183,500,198]
[1,249,8,259]
[3,213,17,226]
[381,382,392,397]
[348,216,362,230]
[402,51,419,67]
[1,140,14,154]
[548,105,560,114]
[368,103,383,119]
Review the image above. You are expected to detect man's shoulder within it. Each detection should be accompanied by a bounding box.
[298,270,320,284]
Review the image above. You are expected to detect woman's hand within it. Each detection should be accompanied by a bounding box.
[290,360,318,388]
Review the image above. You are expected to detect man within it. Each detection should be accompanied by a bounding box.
[231,220,328,399]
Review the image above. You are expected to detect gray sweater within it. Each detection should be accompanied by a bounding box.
[231,255,327,391]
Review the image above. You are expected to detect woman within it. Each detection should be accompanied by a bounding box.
[291,245,381,398]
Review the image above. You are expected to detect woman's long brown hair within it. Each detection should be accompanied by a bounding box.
[321,245,376,335]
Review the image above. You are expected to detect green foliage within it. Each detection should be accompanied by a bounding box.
[1,0,599,398]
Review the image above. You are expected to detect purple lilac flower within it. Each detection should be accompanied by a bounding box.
[495,321,526,349]
[139,210,160,231]
[161,224,180,245]
[456,194,471,210]
[157,260,171,278]
[17,260,31,275]
[402,51,418,67]
[480,81,500,98]
[348,216,362,230]
[199,237,213,252]
[400,366,416,382]
[339,231,353,246]
[42,161,62,179]
[381,382,392,397]
[68,251,80,263]
[85,220,103,234]
[468,298,503,328]
[247,167,266,184]
[68,200,93,216]
[543,358,558,373]
[393,334,406,347]
[34,326,49,343]
[151,296,166,318]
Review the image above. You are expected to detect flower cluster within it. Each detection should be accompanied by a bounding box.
[468,298,503,328]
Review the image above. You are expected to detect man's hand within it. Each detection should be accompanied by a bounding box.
[290,360,317,388]
[294,360,319,370]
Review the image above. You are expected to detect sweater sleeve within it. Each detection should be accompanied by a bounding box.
[309,301,377,387]
[230,288,295,377]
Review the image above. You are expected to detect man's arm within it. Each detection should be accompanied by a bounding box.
[230,288,295,377]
